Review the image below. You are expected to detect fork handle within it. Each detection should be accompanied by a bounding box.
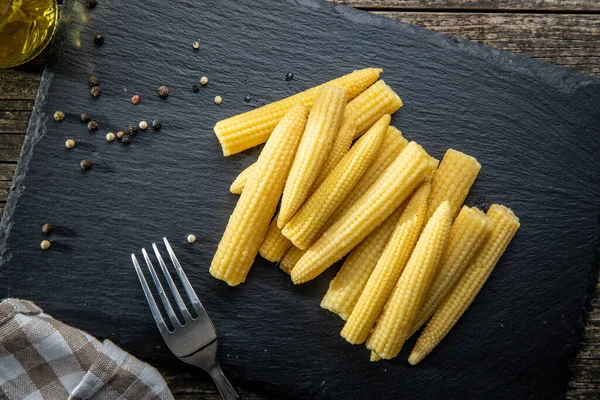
[209,362,240,400]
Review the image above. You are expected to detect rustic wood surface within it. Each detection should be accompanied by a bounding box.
[0,1,598,398]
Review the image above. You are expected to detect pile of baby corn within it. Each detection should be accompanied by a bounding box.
[210,68,520,364]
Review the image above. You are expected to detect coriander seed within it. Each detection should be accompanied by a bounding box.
[192,84,200,92]
[139,120,148,130]
[80,159,93,170]
[88,120,99,131]
[131,94,141,105]
[65,139,75,149]
[90,86,101,97]
[214,95,222,105]
[86,0,97,9]
[116,131,125,139]
[42,223,53,234]
[80,113,91,122]
[187,234,196,243]
[121,134,132,144]
[106,132,115,141]
[200,76,208,85]
[94,32,104,45]
[128,124,138,136]
[53,111,65,121]
[152,119,161,130]
[88,76,99,87]
[193,41,200,50]
[40,240,51,250]
[158,85,169,97]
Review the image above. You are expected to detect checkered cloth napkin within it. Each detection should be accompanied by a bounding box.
[0,299,174,399]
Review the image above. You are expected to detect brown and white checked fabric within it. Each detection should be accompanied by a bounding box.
[0,299,174,399]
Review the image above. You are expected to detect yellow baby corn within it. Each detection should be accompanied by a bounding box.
[366,201,453,359]
[341,181,431,344]
[278,86,348,228]
[210,104,309,286]
[326,126,408,229]
[321,206,405,320]
[230,163,256,194]
[214,68,381,156]
[258,215,292,262]
[280,245,305,275]
[291,141,436,284]
[343,80,403,139]
[408,204,520,365]
[410,206,494,336]
[283,115,389,250]
[426,149,481,222]
[311,118,357,190]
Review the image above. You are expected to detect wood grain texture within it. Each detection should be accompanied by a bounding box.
[333,0,600,11]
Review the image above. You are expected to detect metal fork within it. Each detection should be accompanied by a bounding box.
[132,237,239,400]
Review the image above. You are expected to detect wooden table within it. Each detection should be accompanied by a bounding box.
[1,1,598,398]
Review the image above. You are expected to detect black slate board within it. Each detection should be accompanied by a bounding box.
[2,0,600,399]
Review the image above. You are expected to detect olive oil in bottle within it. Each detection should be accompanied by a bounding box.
[0,0,58,68]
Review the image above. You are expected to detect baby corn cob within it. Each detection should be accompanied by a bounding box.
[278,86,348,228]
[408,204,520,365]
[210,104,308,286]
[230,163,256,194]
[280,245,305,275]
[426,149,481,221]
[342,180,431,344]
[326,126,408,229]
[311,118,357,190]
[321,206,405,320]
[343,80,403,139]
[410,206,494,336]
[366,201,453,359]
[291,141,436,284]
[283,115,389,250]
[258,215,292,262]
[214,68,381,156]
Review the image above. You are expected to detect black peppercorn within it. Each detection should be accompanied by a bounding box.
[121,134,132,144]
[152,119,161,130]
[88,76,99,87]
[158,85,169,97]
[80,159,93,170]
[90,86,101,97]
[80,113,91,122]
[286,72,294,81]
[88,120,98,131]
[42,223,53,234]
[244,95,251,102]
[94,32,104,45]
[86,0,97,8]
[128,124,138,136]
[192,84,200,92]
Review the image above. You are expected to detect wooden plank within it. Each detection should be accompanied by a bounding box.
[0,111,31,134]
[375,12,600,77]
[0,70,42,101]
[0,164,17,182]
[0,100,35,111]
[333,0,600,11]
[0,135,25,162]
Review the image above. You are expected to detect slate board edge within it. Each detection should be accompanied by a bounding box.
[0,0,598,397]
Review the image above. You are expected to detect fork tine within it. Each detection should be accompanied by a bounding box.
[152,243,192,320]
[142,248,181,327]
[163,237,208,317]
[131,254,169,336]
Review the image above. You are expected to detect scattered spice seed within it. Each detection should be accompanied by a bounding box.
[90,86,101,97]
[94,32,104,45]
[80,113,91,122]
[187,234,197,243]
[214,95,222,105]
[193,41,200,50]
[86,0,97,9]
[80,159,93,170]
[158,85,169,97]
[131,94,141,105]
[286,72,294,81]
[42,223,53,234]
[116,131,125,139]
[106,132,115,141]
[53,111,65,121]
[121,134,132,144]
[88,120,99,131]
[152,119,161,130]
[200,76,208,85]
[88,76,99,87]
[65,139,75,149]
[192,84,200,92]
[139,120,148,130]
[128,124,139,136]
[40,240,51,250]
[244,95,251,102]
